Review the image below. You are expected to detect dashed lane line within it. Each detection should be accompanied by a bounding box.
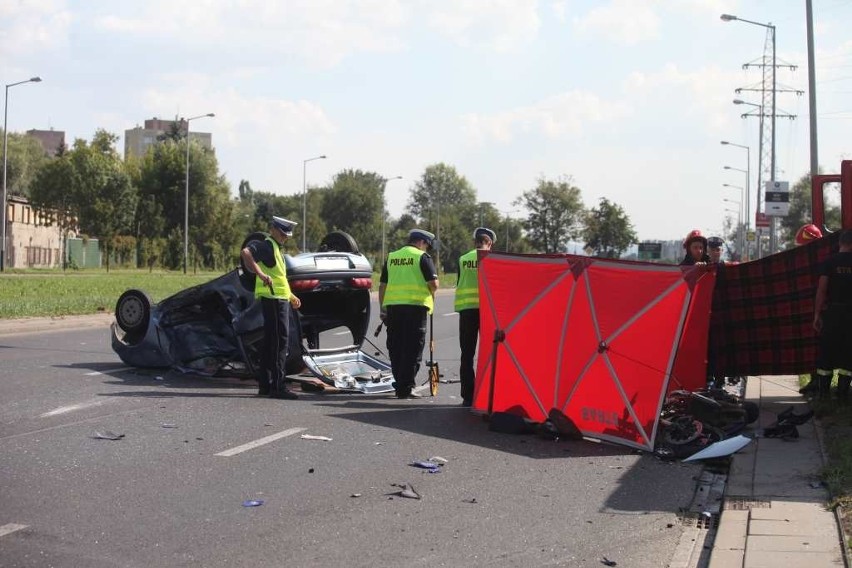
[0,524,29,537]
[215,427,307,457]
[40,398,108,418]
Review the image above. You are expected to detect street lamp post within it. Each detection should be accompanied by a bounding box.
[723,197,744,257]
[302,155,327,251]
[721,141,751,234]
[723,13,778,253]
[379,175,402,262]
[183,112,215,274]
[2,76,42,271]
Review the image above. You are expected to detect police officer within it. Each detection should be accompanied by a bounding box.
[455,227,495,407]
[240,216,302,399]
[379,229,439,399]
[813,229,852,398]
[707,236,724,264]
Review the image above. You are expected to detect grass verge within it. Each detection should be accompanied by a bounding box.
[800,373,852,549]
[0,269,219,318]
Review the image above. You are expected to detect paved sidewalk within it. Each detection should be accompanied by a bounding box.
[709,375,847,567]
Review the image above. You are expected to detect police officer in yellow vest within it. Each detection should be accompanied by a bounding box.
[455,227,495,407]
[379,229,439,399]
[240,216,302,399]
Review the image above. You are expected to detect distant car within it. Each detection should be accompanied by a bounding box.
[111,231,395,394]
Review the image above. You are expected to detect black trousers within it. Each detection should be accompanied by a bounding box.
[817,305,852,372]
[386,304,428,394]
[458,308,480,403]
[260,297,291,394]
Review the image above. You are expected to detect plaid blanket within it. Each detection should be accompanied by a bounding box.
[709,231,840,376]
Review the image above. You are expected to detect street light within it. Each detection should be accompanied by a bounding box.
[2,76,42,271]
[302,155,327,251]
[723,197,744,259]
[183,112,215,274]
[379,175,402,262]
[721,140,751,236]
[723,13,778,253]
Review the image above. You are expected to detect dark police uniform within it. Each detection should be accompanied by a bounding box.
[241,216,300,399]
[814,232,852,397]
[380,229,438,399]
[454,227,495,406]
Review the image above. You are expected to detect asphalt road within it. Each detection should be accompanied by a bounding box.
[0,293,703,567]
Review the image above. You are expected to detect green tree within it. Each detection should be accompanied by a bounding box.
[1,129,49,197]
[779,171,841,248]
[321,169,384,254]
[135,138,238,269]
[406,163,478,272]
[582,197,637,258]
[29,155,77,268]
[515,176,585,253]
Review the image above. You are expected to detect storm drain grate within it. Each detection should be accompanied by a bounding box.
[679,512,720,530]
[723,497,772,511]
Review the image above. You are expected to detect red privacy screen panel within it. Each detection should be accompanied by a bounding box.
[474,252,714,451]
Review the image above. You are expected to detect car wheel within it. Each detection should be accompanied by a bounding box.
[319,231,360,254]
[115,289,152,336]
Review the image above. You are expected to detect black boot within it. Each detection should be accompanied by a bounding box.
[799,374,819,394]
[817,374,833,399]
[270,379,299,400]
[837,375,851,400]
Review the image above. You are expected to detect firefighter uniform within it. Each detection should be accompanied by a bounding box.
[454,227,496,406]
[380,229,439,399]
[813,230,852,397]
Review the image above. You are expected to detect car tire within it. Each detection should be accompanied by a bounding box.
[319,231,360,254]
[115,289,152,336]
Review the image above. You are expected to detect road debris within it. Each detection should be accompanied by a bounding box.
[300,434,333,441]
[242,499,264,507]
[391,483,421,499]
[92,431,124,440]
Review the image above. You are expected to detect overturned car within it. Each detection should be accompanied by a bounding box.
[111,231,395,394]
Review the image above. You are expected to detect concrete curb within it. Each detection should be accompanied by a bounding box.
[0,312,115,337]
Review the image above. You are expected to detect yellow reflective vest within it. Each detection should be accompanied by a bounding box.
[454,249,479,311]
[383,245,434,313]
[254,236,292,300]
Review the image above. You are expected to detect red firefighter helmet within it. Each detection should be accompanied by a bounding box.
[795,224,823,245]
[683,229,708,250]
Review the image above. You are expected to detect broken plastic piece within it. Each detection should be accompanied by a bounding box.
[300,434,333,441]
[242,499,264,507]
[161,423,177,428]
[601,558,617,567]
[428,456,448,464]
[92,431,125,440]
[391,483,421,499]
[411,461,441,471]
[351,493,362,498]
[682,435,752,462]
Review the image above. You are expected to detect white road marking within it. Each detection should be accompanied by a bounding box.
[215,427,307,457]
[85,367,132,376]
[442,312,458,317]
[40,399,107,418]
[0,524,28,537]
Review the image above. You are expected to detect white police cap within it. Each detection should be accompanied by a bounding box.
[474,227,496,243]
[272,216,297,236]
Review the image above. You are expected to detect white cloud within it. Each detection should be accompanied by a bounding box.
[461,90,632,144]
[425,0,540,52]
[139,73,337,149]
[94,0,408,68]
[0,0,72,58]
[572,0,660,45]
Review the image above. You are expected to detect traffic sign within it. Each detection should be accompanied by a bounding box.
[755,212,770,228]
[638,242,662,260]
[764,181,790,216]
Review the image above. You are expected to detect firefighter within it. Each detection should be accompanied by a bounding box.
[240,216,302,399]
[796,223,823,245]
[379,229,439,399]
[454,227,495,407]
[812,229,852,398]
[680,229,710,266]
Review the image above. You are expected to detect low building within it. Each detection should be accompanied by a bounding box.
[2,196,97,269]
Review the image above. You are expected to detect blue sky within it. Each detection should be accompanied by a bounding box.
[3,0,851,241]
